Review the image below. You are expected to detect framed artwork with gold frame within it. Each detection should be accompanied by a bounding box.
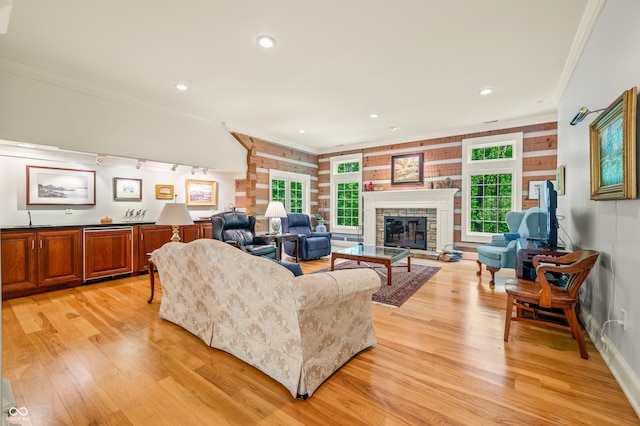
[590,86,637,200]
[186,179,217,206]
[155,184,174,200]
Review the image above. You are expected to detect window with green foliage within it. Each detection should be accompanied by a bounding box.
[269,170,309,214]
[330,154,363,232]
[470,144,513,161]
[469,173,512,233]
[336,182,360,226]
[462,133,522,243]
[337,161,360,173]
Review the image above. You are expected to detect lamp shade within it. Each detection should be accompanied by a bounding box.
[156,203,194,226]
[264,201,287,218]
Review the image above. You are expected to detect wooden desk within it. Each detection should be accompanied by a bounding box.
[516,238,567,280]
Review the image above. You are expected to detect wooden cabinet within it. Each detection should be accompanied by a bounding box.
[199,221,212,239]
[84,227,133,281]
[181,224,200,243]
[1,228,83,299]
[135,225,173,273]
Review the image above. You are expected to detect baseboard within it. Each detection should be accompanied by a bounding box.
[582,308,640,417]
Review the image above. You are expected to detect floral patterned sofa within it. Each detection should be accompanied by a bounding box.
[150,238,381,399]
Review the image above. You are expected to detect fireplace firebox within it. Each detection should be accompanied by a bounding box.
[384,216,427,250]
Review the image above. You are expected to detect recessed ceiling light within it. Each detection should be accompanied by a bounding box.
[256,35,276,48]
[370,112,380,119]
[388,126,398,131]
[479,88,493,96]
[298,129,306,134]
[175,83,189,91]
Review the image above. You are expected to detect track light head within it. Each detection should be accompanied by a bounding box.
[170,164,178,171]
[95,155,103,165]
[191,166,198,175]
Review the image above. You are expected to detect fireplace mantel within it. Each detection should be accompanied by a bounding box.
[362,189,458,251]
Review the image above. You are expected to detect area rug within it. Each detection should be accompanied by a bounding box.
[315,261,440,308]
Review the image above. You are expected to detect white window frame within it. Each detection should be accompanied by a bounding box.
[269,169,310,214]
[461,132,523,243]
[330,153,362,234]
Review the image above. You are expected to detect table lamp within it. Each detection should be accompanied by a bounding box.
[156,202,194,242]
[264,201,287,235]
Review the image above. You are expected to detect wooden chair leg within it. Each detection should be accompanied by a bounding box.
[564,306,588,359]
[504,294,515,341]
[486,266,499,288]
[476,259,482,276]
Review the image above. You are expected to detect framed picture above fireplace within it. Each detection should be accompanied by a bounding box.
[391,153,424,185]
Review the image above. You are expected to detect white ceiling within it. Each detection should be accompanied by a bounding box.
[0,0,593,154]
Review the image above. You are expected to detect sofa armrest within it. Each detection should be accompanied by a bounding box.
[293,269,381,310]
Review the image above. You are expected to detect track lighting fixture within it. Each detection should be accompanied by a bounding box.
[135,160,143,170]
[170,164,178,172]
[202,168,208,175]
[95,155,103,165]
[570,106,604,125]
[191,166,198,175]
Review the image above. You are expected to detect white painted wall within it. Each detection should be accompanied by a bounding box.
[0,61,247,173]
[0,145,240,227]
[558,0,640,413]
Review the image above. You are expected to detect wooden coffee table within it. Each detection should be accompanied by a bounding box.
[331,245,410,285]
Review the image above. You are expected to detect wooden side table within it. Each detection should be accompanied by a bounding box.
[147,257,156,303]
[272,233,299,262]
[516,238,567,280]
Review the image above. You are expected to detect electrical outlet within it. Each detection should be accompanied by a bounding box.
[621,308,628,331]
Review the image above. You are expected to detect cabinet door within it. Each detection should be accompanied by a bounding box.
[84,229,133,280]
[37,228,83,287]
[137,225,172,272]
[1,231,37,295]
[199,222,212,239]
[180,224,200,243]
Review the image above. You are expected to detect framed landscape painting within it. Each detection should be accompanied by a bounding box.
[590,86,637,200]
[155,184,174,200]
[391,153,424,185]
[113,177,142,201]
[186,179,217,206]
[27,165,96,205]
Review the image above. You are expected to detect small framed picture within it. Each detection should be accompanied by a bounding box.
[391,153,424,185]
[186,179,217,206]
[556,165,565,196]
[155,184,174,200]
[113,177,142,201]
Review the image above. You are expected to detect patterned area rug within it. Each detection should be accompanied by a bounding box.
[316,261,440,308]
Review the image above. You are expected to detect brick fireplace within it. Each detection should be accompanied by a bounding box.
[361,189,457,254]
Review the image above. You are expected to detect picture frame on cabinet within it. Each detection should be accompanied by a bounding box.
[113,177,142,201]
[391,153,424,185]
[27,165,96,205]
[155,184,174,200]
[186,179,217,206]
[590,86,637,200]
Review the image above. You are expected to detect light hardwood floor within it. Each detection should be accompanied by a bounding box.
[2,256,638,425]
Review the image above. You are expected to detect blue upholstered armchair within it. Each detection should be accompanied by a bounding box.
[476,208,547,288]
[282,213,332,260]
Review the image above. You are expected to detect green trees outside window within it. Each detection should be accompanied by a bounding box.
[336,182,359,227]
[469,173,512,233]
